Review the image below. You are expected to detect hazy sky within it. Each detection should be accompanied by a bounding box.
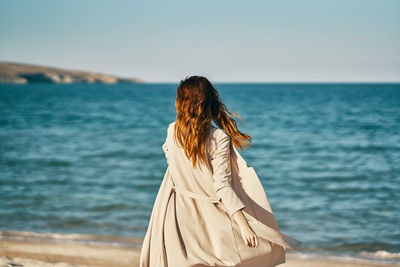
[1,0,399,82]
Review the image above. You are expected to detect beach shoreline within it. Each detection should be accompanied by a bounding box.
[1,231,398,267]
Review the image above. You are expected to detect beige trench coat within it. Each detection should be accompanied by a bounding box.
[140,121,301,267]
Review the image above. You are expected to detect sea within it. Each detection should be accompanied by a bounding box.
[1,83,399,264]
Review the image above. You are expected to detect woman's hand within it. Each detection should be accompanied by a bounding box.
[232,209,259,248]
[239,224,259,248]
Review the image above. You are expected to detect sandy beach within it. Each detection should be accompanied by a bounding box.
[1,237,398,267]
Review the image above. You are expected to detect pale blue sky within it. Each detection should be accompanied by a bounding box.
[1,0,399,82]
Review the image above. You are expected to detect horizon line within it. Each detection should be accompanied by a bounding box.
[1,60,399,84]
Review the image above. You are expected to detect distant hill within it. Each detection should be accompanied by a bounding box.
[0,62,143,84]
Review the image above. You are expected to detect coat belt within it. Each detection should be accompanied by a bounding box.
[168,180,219,204]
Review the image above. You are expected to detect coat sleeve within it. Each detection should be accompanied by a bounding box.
[211,130,246,217]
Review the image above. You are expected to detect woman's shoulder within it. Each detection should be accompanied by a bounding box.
[209,126,231,152]
[166,121,176,132]
[211,125,229,139]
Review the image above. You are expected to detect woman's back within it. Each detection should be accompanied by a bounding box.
[162,121,216,198]
[163,121,247,218]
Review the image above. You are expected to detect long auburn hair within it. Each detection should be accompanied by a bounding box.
[174,76,251,168]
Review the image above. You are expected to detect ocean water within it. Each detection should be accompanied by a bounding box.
[0,83,399,264]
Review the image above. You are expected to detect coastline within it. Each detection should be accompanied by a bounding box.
[1,231,398,267]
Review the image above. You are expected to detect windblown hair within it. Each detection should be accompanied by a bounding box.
[174,76,251,168]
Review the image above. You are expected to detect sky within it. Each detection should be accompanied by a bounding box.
[0,0,399,82]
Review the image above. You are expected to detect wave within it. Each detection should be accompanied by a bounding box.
[0,230,142,248]
[359,250,400,260]
[288,250,400,265]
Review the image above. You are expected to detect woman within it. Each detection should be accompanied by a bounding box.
[140,76,301,267]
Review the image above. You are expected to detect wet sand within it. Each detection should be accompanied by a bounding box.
[1,238,398,267]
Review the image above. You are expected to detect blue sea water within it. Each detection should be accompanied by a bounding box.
[0,83,399,263]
